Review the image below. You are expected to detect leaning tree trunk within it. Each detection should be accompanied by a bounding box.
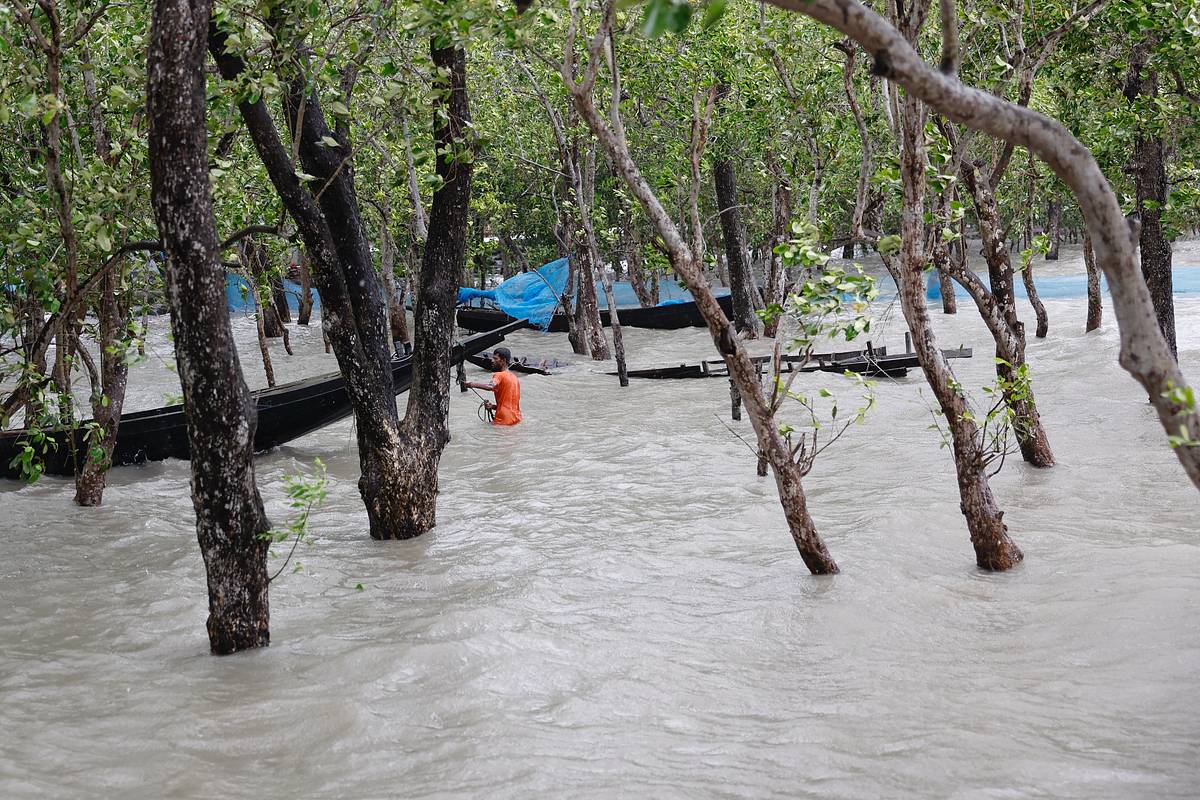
[714,158,761,337]
[1084,229,1102,332]
[1021,256,1049,339]
[386,37,474,538]
[148,0,270,654]
[964,163,1054,468]
[1022,155,1049,338]
[564,30,837,574]
[211,19,422,540]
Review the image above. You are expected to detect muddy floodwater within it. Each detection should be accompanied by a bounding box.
[2,242,1199,798]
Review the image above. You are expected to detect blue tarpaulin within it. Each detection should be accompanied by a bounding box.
[456,257,731,327]
[462,257,571,330]
[226,275,318,314]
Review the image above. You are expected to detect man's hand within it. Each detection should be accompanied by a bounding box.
[485,401,496,412]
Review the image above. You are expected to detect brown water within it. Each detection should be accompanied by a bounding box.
[2,242,1198,798]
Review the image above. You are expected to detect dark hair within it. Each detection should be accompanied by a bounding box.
[494,347,512,365]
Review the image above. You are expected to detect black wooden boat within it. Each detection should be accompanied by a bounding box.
[1,320,524,480]
[619,343,973,380]
[464,351,572,376]
[456,294,735,333]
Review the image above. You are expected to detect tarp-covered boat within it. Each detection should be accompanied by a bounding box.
[1,321,523,480]
[455,257,734,332]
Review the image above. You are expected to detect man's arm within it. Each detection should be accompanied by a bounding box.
[462,379,496,392]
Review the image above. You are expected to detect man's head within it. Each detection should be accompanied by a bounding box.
[491,347,512,371]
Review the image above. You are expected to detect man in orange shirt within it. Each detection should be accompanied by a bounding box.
[462,347,523,425]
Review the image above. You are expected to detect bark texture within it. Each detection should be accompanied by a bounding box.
[73,267,130,506]
[961,163,1055,468]
[385,39,474,537]
[714,157,761,338]
[1084,229,1102,332]
[763,151,791,337]
[148,0,270,654]
[1124,45,1175,357]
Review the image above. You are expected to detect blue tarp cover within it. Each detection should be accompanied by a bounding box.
[226,275,317,314]
[473,257,571,330]
[457,257,731,327]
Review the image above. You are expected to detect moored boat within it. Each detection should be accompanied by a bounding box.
[1,321,523,480]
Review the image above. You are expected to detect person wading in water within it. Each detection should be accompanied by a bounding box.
[462,347,523,425]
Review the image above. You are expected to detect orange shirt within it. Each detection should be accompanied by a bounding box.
[491,369,522,425]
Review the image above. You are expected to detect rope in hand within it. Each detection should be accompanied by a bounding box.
[459,378,495,423]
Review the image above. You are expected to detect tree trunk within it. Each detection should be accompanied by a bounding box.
[625,222,655,307]
[563,235,589,356]
[149,0,270,654]
[934,255,957,314]
[714,158,760,337]
[578,144,611,360]
[248,270,276,388]
[1045,196,1062,259]
[763,151,791,338]
[889,84,1022,570]
[296,251,314,325]
[378,213,408,348]
[963,163,1054,468]
[74,268,130,506]
[1084,229,1102,332]
[499,230,530,273]
[245,241,284,338]
[566,43,837,574]
[1022,156,1049,339]
[574,241,609,359]
[599,262,628,385]
[1021,255,1049,339]
[1124,49,1175,357]
[271,275,291,324]
[930,185,958,315]
[384,38,475,538]
[211,21,417,540]
[839,38,873,262]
